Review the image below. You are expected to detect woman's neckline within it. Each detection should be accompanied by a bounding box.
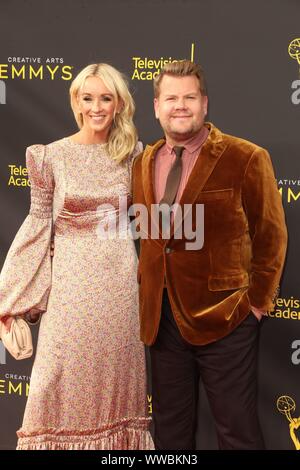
[65,137,108,147]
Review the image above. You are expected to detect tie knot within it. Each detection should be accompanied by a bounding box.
[173,146,184,158]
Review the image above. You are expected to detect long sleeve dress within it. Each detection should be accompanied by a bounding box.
[0,137,153,450]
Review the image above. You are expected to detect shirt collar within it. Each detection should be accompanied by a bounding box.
[165,125,209,155]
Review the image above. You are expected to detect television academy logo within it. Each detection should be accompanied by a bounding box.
[277,395,300,450]
[0,57,73,81]
[0,57,73,105]
[0,372,31,397]
[131,43,196,80]
[278,178,300,204]
[269,296,300,320]
[288,38,300,105]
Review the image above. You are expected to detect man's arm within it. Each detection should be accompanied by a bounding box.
[242,148,288,312]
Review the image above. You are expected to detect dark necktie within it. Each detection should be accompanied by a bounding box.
[160,146,185,206]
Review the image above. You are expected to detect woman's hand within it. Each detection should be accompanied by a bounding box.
[25,311,41,324]
[0,316,13,332]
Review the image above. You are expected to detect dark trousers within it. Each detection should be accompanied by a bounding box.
[150,290,265,450]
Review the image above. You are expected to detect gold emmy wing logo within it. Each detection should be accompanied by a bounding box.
[288,38,300,65]
[277,395,300,450]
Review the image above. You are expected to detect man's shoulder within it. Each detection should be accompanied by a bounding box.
[132,149,143,173]
[133,138,165,172]
[221,129,267,156]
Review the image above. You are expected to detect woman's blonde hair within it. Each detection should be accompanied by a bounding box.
[69,63,137,163]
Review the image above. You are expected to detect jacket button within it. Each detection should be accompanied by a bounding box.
[165,247,173,254]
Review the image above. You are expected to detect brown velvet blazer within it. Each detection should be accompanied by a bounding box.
[132,122,288,346]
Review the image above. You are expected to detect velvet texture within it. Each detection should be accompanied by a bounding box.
[132,123,288,345]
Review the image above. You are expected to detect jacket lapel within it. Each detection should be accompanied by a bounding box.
[141,124,228,243]
[141,139,165,241]
[173,123,228,238]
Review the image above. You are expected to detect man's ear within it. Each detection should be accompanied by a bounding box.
[154,98,159,119]
[202,95,208,117]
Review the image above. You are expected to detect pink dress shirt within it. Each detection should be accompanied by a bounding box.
[154,126,209,204]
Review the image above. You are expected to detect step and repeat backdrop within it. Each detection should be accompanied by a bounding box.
[0,0,299,450]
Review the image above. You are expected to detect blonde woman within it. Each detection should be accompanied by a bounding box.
[0,63,153,450]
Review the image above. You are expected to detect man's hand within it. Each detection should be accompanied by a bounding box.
[250,305,267,321]
[25,311,41,324]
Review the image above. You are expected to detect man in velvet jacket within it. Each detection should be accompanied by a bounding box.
[132,60,287,450]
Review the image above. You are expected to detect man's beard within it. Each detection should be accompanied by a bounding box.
[165,122,201,141]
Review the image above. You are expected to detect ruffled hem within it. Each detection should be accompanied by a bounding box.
[16,418,154,450]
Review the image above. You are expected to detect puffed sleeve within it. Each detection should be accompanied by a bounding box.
[0,144,54,318]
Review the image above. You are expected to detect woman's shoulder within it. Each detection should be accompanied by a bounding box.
[25,138,69,183]
[46,136,70,152]
[26,137,69,160]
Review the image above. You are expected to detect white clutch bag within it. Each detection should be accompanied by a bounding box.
[0,317,33,360]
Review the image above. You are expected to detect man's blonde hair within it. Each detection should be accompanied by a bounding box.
[153,60,207,98]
